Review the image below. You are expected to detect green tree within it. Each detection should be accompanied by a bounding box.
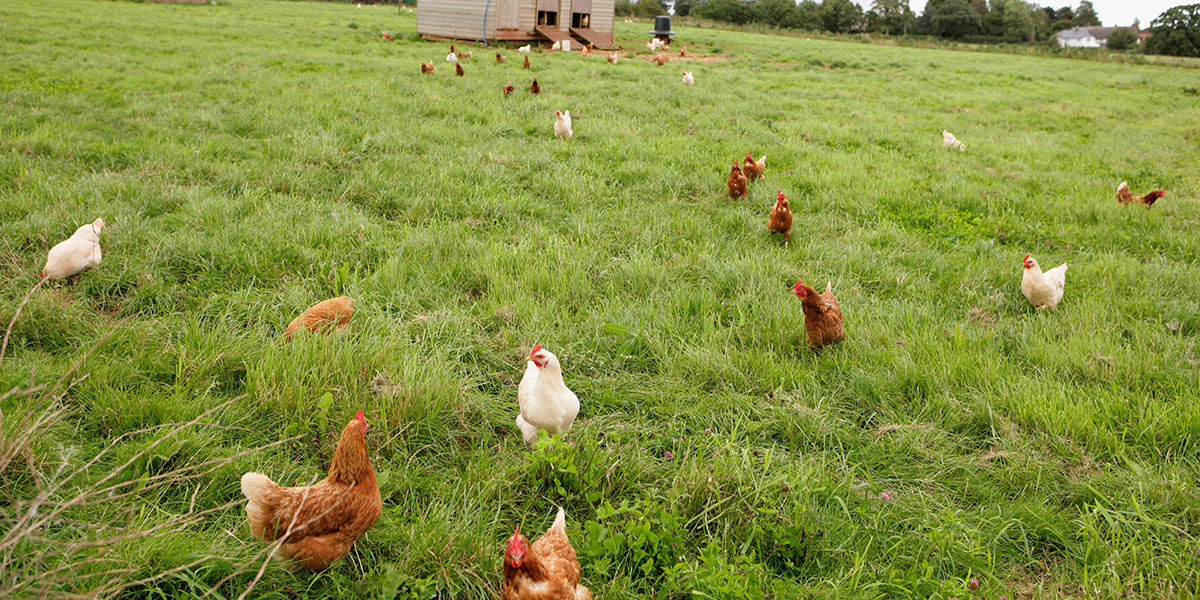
[796,0,823,29]
[1143,4,1200,57]
[696,0,754,24]
[822,0,864,32]
[871,0,916,34]
[632,0,666,17]
[756,0,801,28]
[1073,0,1100,25]
[1106,27,1137,50]
[932,0,981,37]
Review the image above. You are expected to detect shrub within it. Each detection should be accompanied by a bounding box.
[1106,28,1137,51]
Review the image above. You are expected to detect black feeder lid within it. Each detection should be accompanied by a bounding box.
[651,16,675,36]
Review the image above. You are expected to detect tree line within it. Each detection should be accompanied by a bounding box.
[614,0,1200,56]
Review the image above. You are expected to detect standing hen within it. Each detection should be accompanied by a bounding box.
[554,110,573,140]
[284,297,355,340]
[1116,182,1165,208]
[793,280,845,349]
[456,62,465,77]
[503,82,515,97]
[516,345,579,444]
[420,62,434,74]
[41,218,104,280]
[1020,254,1067,311]
[503,508,592,600]
[767,190,792,246]
[727,162,747,199]
[496,52,506,63]
[241,411,381,571]
[523,54,531,69]
[743,153,766,181]
[530,77,540,95]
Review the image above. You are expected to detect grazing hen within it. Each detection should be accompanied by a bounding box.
[496,52,506,63]
[727,162,748,199]
[420,62,434,74]
[767,190,792,246]
[516,345,579,444]
[41,218,104,280]
[284,297,355,340]
[1116,182,1165,208]
[942,130,966,151]
[793,280,845,349]
[654,53,669,66]
[518,44,532,53]
[503,82,515,97]
[241,411,381,571]
[380,31,393,41]
[606,52,619,65]
[503,508,592,600]
[743,153,766,181]
[456,62,465,77]
[1020,254,1067,311]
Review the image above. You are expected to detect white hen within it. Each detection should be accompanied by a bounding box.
[516,345,579,444]
[42,218,104,280]
[681,71,694,85]
[942,130,966,151]
[517,44,531,53]
[446,52,457,62]
[554,110,572,140]
[1020,254,1068,311]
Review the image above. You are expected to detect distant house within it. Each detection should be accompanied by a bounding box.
[1055,26,1141,48]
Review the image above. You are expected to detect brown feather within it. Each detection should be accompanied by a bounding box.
[502,510,591,600]
[727,163,747,199]
[767,193,792,244]
[795,282,845,349]
[283,296,354,340]
[242,416,381,571]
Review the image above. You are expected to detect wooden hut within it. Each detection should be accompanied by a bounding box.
[417,0,616,49]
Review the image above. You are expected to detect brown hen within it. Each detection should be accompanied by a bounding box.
[284,296,355,340]
[241,411,381,571]
[792,280,845,349]
[767,190,792,246]
[503,508,592,600]
[1116,181,1165,208]
[727,162,747,199]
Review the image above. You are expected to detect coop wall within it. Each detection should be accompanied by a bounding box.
[417,0,497,41]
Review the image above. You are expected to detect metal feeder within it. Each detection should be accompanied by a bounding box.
[650,16,674,44]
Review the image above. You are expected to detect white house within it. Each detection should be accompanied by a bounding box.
[1056,26,1140,48]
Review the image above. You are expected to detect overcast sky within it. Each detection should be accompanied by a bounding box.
[850,1,1180,26]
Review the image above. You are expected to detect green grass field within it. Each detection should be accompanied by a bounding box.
[2,0,1199,598]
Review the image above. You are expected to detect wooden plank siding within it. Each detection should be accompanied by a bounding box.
[417,0,497,40]
[417,0,611,42]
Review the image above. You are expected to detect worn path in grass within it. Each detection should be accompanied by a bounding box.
[1,0,1198,598]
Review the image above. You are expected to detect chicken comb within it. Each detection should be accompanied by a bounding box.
[529,345,543,359]
[1023,254,1030,261]
[355,409,365,422]
[793,280,806,297]
[777,190,785,199]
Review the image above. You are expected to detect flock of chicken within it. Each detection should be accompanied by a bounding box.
[21,30,1173,600]
[407,37,695,141]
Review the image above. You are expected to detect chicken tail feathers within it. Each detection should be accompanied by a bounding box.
[550,506,567,536]
[825,281,832,294]
[241,471,278,502]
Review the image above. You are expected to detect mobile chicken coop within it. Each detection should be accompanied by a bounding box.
[417,0,617,49]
